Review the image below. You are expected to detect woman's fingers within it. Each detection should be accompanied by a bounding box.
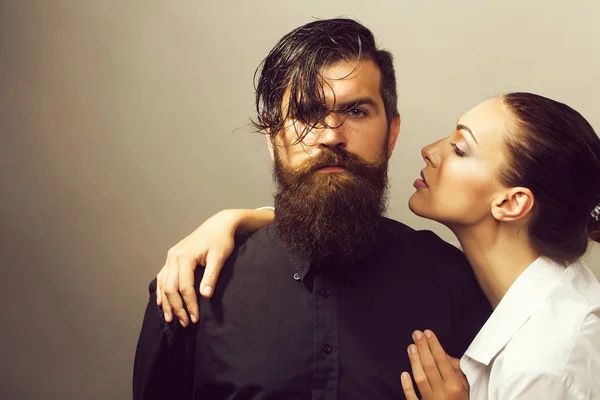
[423,330,459,384]
[157,256,173,322]
[407,342,433,398]
[413,330,444,388]
[199,250,227,299]
[178,253,199,324]
[400,371,420,400]
[447,354,470,391]
[406,329,470,399]
[163,253,188,327]
[156,268,164,306]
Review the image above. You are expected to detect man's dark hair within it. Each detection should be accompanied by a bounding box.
[252,18,398,143]
[500,92,600,263]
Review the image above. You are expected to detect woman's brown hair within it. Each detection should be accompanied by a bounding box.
[500,92,600,263]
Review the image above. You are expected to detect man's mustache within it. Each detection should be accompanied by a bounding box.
[296,148,383,176]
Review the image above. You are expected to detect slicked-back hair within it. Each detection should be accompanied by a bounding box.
[252,18,397,144]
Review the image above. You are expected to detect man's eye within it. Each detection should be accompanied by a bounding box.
[348,108,366,117]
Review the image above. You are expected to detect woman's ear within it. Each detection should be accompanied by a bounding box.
[491,187,534,222]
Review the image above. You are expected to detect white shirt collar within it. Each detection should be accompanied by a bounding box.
[463,256,569,366]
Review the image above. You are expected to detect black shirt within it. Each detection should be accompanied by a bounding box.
[133,217,491,400]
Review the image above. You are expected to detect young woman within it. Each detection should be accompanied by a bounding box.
[156,92,600,399]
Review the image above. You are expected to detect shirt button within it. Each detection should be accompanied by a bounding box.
[321,343,332,354]
[319,288,330,298]
[293,273,300,281]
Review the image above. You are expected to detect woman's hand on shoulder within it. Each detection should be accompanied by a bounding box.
[156,209,242,327]
[156,208,275,327]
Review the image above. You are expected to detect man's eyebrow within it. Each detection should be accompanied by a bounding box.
[456,123,479,144]
[333,97,378,111]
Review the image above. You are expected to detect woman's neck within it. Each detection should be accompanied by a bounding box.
[451,221,539,309]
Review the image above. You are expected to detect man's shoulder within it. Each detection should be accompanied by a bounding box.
[195,226,289,292]
[378,216,416,234]
[225,226,289,268]
[379,217,490,340]
[233,226,277,253]
[379,217,480,293]
[379,217,466,262]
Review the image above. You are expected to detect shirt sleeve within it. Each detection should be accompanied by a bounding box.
[496,372,585,400]
[132,279,197,400]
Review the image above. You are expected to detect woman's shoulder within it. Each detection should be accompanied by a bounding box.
[495,309,600,397]
[496,267,600,388]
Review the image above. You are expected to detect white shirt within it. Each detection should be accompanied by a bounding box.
[460,256,600,399]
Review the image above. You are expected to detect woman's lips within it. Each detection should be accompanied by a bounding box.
[413,179,428,188]
[414,171,429,188]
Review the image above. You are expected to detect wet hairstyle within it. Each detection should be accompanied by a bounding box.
[252,18,397,143]
[500,92,600,263]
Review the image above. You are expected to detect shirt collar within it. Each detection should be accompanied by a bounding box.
[463,256,568,366]
[266,224,380,284]
[266,225,312,281]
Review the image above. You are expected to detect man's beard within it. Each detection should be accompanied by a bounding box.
[273,146,389,265]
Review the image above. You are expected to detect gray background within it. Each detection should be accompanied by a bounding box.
[2,1,599,399]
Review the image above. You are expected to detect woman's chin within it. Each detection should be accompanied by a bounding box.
[408,196,431,219]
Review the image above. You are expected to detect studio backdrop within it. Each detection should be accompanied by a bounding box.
[2,1,599,399]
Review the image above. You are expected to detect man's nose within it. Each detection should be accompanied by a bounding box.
[317,113,346,149]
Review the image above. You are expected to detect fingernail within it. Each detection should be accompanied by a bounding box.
[190,314,197,323]
[424,330,432,338]
[164,312,171,322]
[179,319,187,328]
[401,372,410,382]
[408,345,417,354]
[201,285,213,297]
[413,331,423,340]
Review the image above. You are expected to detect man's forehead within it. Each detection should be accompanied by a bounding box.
[320,59,383,105]
[279,59,384,112]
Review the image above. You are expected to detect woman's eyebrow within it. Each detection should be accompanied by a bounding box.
[456,123,479,145]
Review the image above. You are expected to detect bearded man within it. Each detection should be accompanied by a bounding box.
[133,18,489,400]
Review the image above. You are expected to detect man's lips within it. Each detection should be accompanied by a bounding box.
[315,165,347,173]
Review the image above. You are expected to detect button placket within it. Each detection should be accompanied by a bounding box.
[312,274,340,398]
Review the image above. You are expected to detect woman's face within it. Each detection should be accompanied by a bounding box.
[408,97,511,228]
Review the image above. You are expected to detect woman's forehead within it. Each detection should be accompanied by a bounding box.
[458,98,510,145]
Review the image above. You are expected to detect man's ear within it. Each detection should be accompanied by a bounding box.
[265,131,275,162]
[387,113,401,158]
[491,187,534,222]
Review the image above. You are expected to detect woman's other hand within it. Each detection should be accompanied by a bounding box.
[401,329,469,400]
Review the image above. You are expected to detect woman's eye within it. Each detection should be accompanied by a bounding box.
[450,143,467,157]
